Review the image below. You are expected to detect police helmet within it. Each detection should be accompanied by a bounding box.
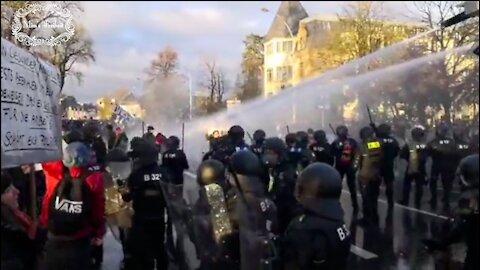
[229,150,261,177]
[411,126,426,141]
[313,130,327,144]
[228,125,245,139]
[336,125,348,138]
[359,126,374,141]
[436,122,450,138]
[456,154,479,191]
[296,131,309,147]
[285,133,297,146]
[377,123,392,137]
[167,136,181,149]
[295,163,344,220]
[197,159,225,186]
[253,129,266,143]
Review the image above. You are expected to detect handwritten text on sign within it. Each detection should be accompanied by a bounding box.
[1,38,62,168]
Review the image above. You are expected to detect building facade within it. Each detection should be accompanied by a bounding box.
[263,1,426,97]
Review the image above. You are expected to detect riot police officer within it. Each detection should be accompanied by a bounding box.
[309,129,334,166]
[285,133,301,168]
[356,126,384,225]
[295,131,316,171]
[262,137,298,233]
[142,125,156,146]
[331,125,359,211]
[250,129,266,158]
[122,139,169,270]
[398,126,429,207]
[283,163,351,270]
[427,122,458,209]
[227,125,249,155]
[162,136,189,185]
[193,160,239,270]
[374,123,400,208]
[423,154,479,270]
[228,150,278,270]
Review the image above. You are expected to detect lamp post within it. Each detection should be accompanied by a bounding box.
[261,7,297,124]
[179,71,193,120]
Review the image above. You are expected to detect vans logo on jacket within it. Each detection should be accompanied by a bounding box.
[54,197,83,214]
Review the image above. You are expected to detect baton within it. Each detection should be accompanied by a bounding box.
[286,125,290,134]
[366,104,374,125]
[329,123,337,136]
[246,131,254,144]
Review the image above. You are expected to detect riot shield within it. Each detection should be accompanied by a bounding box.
[159,181,196,270]
[234,183,279,270]
[190,184,239,269]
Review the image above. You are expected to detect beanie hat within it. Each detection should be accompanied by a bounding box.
[63,142,92,168]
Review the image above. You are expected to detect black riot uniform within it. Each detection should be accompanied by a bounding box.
[123,140,169,270]
[228,150,279,270]
[142,126,156,146]
[423,154,479,270]
[309,130,334,166]
[250,129,266,158]
[427,123,458,208]
[263,137,298,234]
[356,126,384,225]
[162,136,189,185]
[331,125,359,210]
[285,133,302,168]
[296,131,316,171]
[399,126,429,207]
[193,160,239,270]
[283,163,351,270]
[202,135,230,165]
[373,123,399,207]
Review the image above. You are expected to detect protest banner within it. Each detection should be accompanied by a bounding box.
[1,38,62,168]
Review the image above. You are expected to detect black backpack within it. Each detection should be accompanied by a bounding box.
[48,169,94,236]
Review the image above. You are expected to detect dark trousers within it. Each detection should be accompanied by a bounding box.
[45,238,92,270]
[402,173,425,206]
[360,179,380,222]
[430,164,455,205]
[381,170,395,207]
[336,166,358,208]
[127,220,168,270]
[91,244,103,266]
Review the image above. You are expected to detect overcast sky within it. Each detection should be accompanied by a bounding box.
[63,1,418,103]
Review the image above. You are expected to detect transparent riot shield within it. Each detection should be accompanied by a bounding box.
[159,181,195,270]
[234,184,279,270]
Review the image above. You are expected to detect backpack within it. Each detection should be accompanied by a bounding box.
[48,169,94,236]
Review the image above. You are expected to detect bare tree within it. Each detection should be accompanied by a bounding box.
[406,1,479,122]
[146,46,178,82]
[202,58,226,113]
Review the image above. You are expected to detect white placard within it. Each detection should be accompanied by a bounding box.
[1,38,62,168]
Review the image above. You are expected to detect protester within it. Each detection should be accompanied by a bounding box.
[41,141,106,270]
[1,171,37,270]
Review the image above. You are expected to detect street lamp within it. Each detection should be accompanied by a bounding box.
[261,7,297,124]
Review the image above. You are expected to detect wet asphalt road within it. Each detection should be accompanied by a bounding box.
[103,162,468,270]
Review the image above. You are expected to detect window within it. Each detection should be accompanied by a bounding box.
[282,41,293,52]
[266,68,273,82]
[266,44,273,54]
[276,66,293,81]
[275,42,281,53]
